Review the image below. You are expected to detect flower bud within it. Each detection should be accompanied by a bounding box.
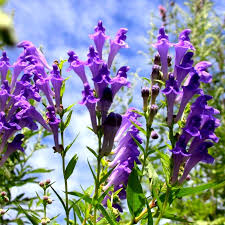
[0,209,5,215]
[39,181,45,187]
[153,54,161,66]
[167,55,172,67]
[141,87,150,112]
[41,219,47,225]
[1,191,6,197]
[45,179,51,185]
[151,65,162,84]
[151,130,159,139]
[148,104,158,127]
[3,196,9,202]
[43,196,49,201]
[47,198,52,204]
[186,175,191,181]
[151,84,160,104]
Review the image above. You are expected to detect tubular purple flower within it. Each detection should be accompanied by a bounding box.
[46,106,61,153]
[50,64,63,110]
[153,27,171,80]
[79,83,99,133]
[92,63,111,98]
[178,142,214,184]
[175,52,194,86]
[67,50,88,84]
[107,28,128,69]
[0,81,11,111]
[174,29,195,66]
[89,21,109,59]
[101,112,122,156]
[194,61,212,83]
[0,134,24,167]
[162,73,180,125]
[111,66,130,98]
[0,51,10,84]
[175,72,203,122]
[85,45,104,80]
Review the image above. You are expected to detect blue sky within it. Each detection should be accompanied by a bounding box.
[3,0,225,223]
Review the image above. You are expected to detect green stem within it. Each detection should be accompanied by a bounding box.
[44,189,47,218]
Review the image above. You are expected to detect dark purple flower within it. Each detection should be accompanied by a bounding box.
[92,63,111,98]
[0,81,11,111]
[0,51,10,84]
[111,66,130,98]
[50,64,63,110]
[79,83,99,133]
[0,134,24,167]
[46,106,61,153]
[194,61,212,83]
[89,21,109,59]
[174,29,195,66]
[153,27,171,80]
[67,50,88,84]
[101,112,122,156]
[178,142,214,184]
[107,28,128,69]
[162,73,180,125]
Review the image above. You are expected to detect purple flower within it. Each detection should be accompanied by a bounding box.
[162,73,180,125]
[153,27,171,80]
[194,61,212,83]
[0,81,11,111]
[174,29,195,66]
[107,28,128,69]
[111,66,131,98]
[89,21,109,59]
[178,142,214,184]
[175,72,203,122]
[0,51,10,84]
[92,63,111,98]
[175,52,194,87]
[101,112,122,156]
[0,134,24,167]
[67,50,88,84]
[50,64,63,110]
[46,106,61,153]
[85,45,104,79]
[79,83,99,133]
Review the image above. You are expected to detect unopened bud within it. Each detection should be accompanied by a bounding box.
[151,65,162,84]
[167,55,172,67]
[186,175,191,181]
[141,87,150,112]
[0,209,5,215]
[43,196,49,201]
[148,104,158,127]
[151,84,160,104]
[1,191,6,197]
[41,219,47,225]
[45,179,51,185]
[39,182,45,187]
[151,130,159,139]
[3,196,9,202]
[47,198,52,204]
[153,54,161,66]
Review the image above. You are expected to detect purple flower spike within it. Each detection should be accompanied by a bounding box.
[92,63,111,98]
[195,61,212,83]
[85,45,104,81]
[79,83,99,133]
[0,51,10,84]
[179,142,214,184]
[17,40,51,70]
[50,64,63,110]
[46,106,61,153]
[89,21,109,59]
[175,52,194,86]
[162,73,180,125]
[111,66,131,98]
[175,72,203,122]
[67,50,88,84]
[153,27,171,80]
[101,112,122,156]
[0,134,24,167]
[107,28,128,69]
[174,29,195,66]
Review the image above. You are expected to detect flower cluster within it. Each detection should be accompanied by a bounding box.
[0,41,63,166]
[68,21,131,156]
[102,108,142,220]
[153,27,220,184]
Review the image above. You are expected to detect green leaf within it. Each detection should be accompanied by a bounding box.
[97,204,116,225]
[87,160,97,182]
[99,166,115,185]
[126,166,145,217]
[63,110,73,131]
[146,163,159,186]
[73,204,83,223]
[86,146,98,158]
[65,133,79,154]
[63,103,76,114]
[157,150,171,183]
[131,136,145,153]
[130,120,146,135]
[146,199,153,225]
[27,168,53,174]
[17,205,39,225]
[65,154,78,180]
